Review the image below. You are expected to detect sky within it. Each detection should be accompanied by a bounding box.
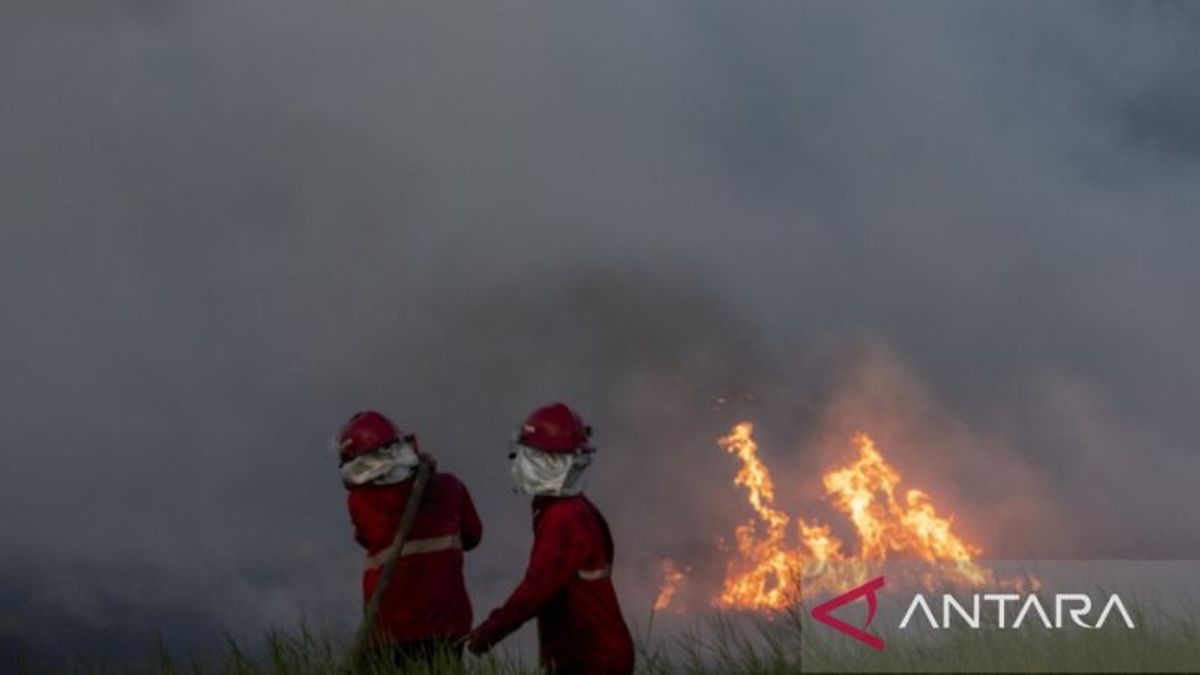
[2,0,1199,666]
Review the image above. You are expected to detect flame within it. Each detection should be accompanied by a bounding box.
[654,559,686,611]
[656,422,1003,612]
[820,433,992,587]
[713,423,805,609]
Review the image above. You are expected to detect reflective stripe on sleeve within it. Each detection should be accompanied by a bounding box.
[365,533,462,569]
[577,565,611,581]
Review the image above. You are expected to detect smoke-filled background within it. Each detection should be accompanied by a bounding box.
[3,0,1199,666]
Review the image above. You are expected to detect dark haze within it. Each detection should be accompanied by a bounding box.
[2,0,1199,665]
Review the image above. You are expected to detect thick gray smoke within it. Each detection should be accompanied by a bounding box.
[2,0,1199,665]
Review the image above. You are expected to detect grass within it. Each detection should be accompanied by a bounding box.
[13,602,1200,673]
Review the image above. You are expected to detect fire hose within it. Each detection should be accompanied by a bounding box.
[345,459,434,666]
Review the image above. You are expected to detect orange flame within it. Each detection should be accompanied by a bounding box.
[654,559,686,611]
[820,433,993,588]
[656,422,1002,612]
[714,423,805,609]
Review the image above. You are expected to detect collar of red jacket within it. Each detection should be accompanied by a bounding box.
[531,494,590,521]
[532,494,581,508]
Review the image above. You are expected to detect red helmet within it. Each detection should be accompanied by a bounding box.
[337,410,402,463]
[518,402,593,453]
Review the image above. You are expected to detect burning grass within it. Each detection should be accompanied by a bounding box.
[660,423,1013,615]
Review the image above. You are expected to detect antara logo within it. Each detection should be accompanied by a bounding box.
[899,592,1136,630]
[811,577,1138,651]
[810,576,886,650]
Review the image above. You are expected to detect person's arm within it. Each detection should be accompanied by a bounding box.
[467,506,584,652]
[347,491,393,552]
[460,483,483,552]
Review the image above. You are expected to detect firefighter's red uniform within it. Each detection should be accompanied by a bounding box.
[472,494,634,674]
[337,410,483,647]
[469,403,634,675]
[348,472,482,643]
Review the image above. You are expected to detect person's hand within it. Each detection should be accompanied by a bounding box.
[464,629,491,655]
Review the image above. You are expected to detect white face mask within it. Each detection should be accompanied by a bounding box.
[341,442,420,486]
[509,443,592,497]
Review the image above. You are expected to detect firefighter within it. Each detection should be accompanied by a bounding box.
[466,403,634,675]
[337,410,482,668]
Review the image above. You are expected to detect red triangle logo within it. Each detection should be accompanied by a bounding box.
[810,576,886,650]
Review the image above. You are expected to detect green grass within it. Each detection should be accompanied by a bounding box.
[15,604,1200,674]
[18,626,534,675]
